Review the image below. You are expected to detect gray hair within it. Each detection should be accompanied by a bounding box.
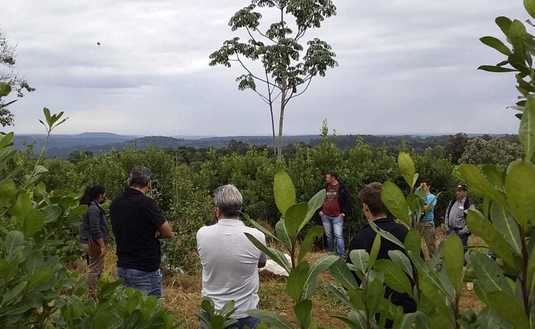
[128,166,152,188]
[214,184,243,218]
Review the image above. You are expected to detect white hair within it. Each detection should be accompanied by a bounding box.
[213,184,243,217]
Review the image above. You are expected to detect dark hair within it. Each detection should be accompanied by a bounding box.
[80,185,105,205]
[326,171,339,180]
[358,182,387,216]
[128,166,152,188]
[420,179,431,187]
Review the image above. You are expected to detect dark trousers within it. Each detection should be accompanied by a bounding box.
[447,228,470,248]
[200,315,260,329]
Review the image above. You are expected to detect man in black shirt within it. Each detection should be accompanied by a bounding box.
[110,167,175,298]
[348,182,416,314]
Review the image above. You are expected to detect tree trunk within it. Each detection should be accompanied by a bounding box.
[277,89,286,161]
[269,101,276,155]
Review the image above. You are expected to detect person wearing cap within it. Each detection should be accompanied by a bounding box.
[445,184,471,248]
[110,166,175,298]
[197,185,267,329]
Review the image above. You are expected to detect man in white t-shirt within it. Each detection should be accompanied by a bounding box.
[197,185,266,329]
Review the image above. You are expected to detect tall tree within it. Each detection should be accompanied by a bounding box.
[0,30,34,127]
[209,0,337,159]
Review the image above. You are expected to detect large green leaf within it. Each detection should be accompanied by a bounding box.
[466,209,521,271]
[487,291,530,329]
[490,203,522,255]
[398,152,417,189]
[482,165,505,190]
[369,234,381,269]
[505,160,535,230]
[408,251,449,298]
[274,170,296,215]
[10,192,45,237]
[302,255,339,299]
[528,244,535,300]
[302,189,326,231]
[329,258,359,290]
[509,20,529,63]
[247,310,293,329]
[332,312,367,329]
[480,36,512,56]
[298,226,324,263]
[456,164,506,205]
[365,273,385,317]
[441,234,464,294]
[349,249,370,275]
[244,233,291,273]
[284,202,308,238]
[275,219,292,250]
[294,299,312,329]
[370,221,405,250]
[470,252,513,301]
[524,0,535,19]
[374,259,412,295]
[519,96,535,161]
[496,16,513,36]
[325,284,353,309]
[388,250,414,280]
[381,181,411,225]
[404,230,421,258]
[286,261,309,301]
[399,311,429,329]
[246,217,281,243]
[477,65,517,73]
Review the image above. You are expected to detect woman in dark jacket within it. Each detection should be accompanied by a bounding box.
[79,185,108,296]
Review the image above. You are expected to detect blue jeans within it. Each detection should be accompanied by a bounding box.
[201,314,260,329]
[117,267,162,298]
[234,316,260,329]
[321,215,345,256]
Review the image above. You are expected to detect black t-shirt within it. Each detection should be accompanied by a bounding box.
[348,218,416,314]
[110,188,166,272]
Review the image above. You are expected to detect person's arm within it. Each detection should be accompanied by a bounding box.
[257,232,267,268]
[258,253,267,268]
[88,206,104,242]
[147,199,176,239]
[158,221,175,239]
[444,201,452,230]
[340,185,351,217]
[423,196,437,212]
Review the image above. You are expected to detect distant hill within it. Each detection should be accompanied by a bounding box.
[12,132,515,158]
[14,132,135,155]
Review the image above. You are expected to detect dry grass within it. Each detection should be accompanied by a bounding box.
[79,231,484,328]
[159,251,347,328]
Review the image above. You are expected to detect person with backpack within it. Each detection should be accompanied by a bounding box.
[319,172,351,257]
[79,185,108,297]
[445,184,471,248]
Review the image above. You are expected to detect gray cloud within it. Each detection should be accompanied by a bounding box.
[0,0,527,135]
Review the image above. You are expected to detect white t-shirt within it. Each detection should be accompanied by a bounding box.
[196,219,266,319]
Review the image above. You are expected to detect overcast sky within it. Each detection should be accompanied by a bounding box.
[0,0,528,136]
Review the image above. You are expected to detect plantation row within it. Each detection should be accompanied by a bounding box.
[1,0,535,328]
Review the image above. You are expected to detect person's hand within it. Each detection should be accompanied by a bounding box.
[340,213,345,218]
[100,245,107,257]
[319,211,324,217]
